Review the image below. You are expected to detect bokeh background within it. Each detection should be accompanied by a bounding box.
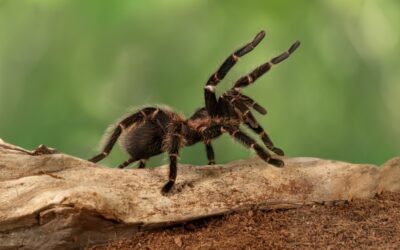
[0,0,399,167]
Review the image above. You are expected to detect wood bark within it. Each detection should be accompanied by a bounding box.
[0,139,399,250]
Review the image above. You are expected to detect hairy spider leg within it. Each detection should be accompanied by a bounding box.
[200,125,222,165]
[230,98,259,128]
[220,91,260,128]
[222,126,284,167]
[118,158,137,169]
[204,142,215,165]
[233,40,300,90]
[221,93,284,156]
[204,31,266,116]
[237,93,267,115]
[217,40,300,140]
[117,157,147,169]
[244,122,284,156]
[88,107,158,163]
[214,40,300,156]
[161,123,184,194]
[138,158,148,168]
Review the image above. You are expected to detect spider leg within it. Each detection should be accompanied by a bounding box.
[162,123,184,194]
[220,93,283,155]
[194,124,220,165]
[244,122,284,156]
[88,107,158,163]
[118,158,148,168]
[118,158,137,169]
[222,126,284,167]
[117,158,148,169]
[138,158,148,168]
[233,40,300,91]
[205,141,215,165]
[222,93,258,128]
[205,31,266,116]
[232,99,259,128]
[217,87,264,121]
[238,93,267,115]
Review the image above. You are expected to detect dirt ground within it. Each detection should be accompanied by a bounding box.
[89,192,400,249]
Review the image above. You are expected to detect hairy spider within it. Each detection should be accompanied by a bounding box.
[88,30,300,193]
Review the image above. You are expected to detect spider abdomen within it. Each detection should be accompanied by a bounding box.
[118,107,193,161]
[120,121,164,160]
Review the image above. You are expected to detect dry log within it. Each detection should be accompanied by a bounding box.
[0,139,399,249]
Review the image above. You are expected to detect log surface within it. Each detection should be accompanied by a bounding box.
[0,139,399,250]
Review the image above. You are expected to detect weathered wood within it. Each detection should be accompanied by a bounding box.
[0,139,399,250]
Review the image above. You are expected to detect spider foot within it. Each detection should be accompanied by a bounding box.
[161,180,194,196]
[268,158,284,168]
[88,154,105,163]
[88,157,99,163]
[271,147,285,156]
[161,180,175,195]
[117,164,127,169]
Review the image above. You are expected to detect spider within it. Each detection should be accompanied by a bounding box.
[88,30,300,193]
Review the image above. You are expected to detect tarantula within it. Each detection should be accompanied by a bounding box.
[88,30,300,193]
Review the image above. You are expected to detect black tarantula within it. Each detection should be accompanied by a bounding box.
[88,31,300,193]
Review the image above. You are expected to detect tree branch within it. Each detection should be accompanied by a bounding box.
[0,139,399,249]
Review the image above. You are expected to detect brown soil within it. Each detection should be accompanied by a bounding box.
[89,192,400,250]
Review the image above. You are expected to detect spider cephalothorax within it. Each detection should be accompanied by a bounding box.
[88,31,300,193]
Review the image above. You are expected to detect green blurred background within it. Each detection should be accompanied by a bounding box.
[0,0,399,167]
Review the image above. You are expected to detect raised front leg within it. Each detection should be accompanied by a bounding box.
[233,40,300,91]
[204,31,266,116]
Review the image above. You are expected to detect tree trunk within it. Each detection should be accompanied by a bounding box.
[0,139,399,250]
